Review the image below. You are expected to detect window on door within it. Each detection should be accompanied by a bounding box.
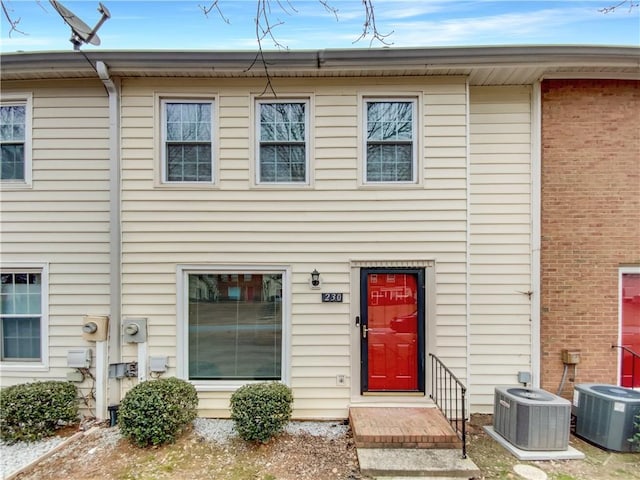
[180,268,286,383]
[360,268,425,393]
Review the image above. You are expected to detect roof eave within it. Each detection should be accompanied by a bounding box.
[1,45,638,82]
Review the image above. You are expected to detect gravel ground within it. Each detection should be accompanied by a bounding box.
[0,418,349,479]
[1,436,67,479]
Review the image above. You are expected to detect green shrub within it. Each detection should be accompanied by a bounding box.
[118,377,198,447]
[230,382,293,443]
[0,381,78,443]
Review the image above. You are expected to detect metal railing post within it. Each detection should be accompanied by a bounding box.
[429,353,468,459]
[612,345,640,388]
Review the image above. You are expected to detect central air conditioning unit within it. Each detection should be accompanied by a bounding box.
[573,384,640,452]
[494,386,571,451]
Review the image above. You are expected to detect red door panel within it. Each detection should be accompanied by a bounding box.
[365,272,420,391]
[621,273,640,388]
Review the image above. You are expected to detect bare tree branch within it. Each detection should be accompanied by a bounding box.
[599,0,639,13]
[255,0,289,50]
[354,0,393,47]
[319,0,339,21]
[250,0,282,97]
[199,0,393,50]
[199,0,229,24]
[1,0,27,37]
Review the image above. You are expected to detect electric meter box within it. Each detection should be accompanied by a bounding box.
[82,315,109,341]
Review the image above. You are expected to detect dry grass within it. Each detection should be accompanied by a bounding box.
[10,415,640,480]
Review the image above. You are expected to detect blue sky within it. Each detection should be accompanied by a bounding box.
[1,0,639,52]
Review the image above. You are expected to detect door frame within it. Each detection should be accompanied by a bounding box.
[359,267,426,394]
[618,266,640,387]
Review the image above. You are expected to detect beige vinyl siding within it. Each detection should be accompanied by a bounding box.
[120,77,468,419]
[0,81,110,391]
[469,86,533,412]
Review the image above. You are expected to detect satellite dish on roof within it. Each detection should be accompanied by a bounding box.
[50,0,111,50]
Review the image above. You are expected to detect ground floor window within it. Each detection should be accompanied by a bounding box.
[182,268,285,382]
[1,269,44,362]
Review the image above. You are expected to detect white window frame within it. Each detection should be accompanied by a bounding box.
[176,264,291,391]
[255,98,311,186]
[361,97,419,185]
[0,263,49,372]
[0,93,32,188]
[160,98,215,185]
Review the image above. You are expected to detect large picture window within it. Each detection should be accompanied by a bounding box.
[162,100,214,183]
[1,271,43,362]
[257,100,308,184]
[1,97,31,184]
[186,271,284,381]
[364,99,417,183]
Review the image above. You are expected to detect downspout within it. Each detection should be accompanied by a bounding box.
[531,81,542,388]
[465,78,472,411]
[96,61,121,419]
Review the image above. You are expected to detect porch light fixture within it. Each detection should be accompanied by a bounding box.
[310,269,321,289]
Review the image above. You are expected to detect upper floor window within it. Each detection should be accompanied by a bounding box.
[1,97,31,185]
[161,100,214,183]
[1,270,43,363]
[364,99,417,183]
[257,100,309,184]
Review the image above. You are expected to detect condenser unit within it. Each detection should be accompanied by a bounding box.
[494,386,571,451]
[573,384,640,452]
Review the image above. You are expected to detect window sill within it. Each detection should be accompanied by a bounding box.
[252,183,313,190]
[358,183,423,190]
[0,363,48,373]
[1,181,33,190]
[154,182,219,190]
[189,380,286,392]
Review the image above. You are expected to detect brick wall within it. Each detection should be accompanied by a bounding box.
[540,79,640,398]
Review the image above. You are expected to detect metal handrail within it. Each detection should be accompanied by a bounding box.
[612,344,640,388]
[429,353,467,458]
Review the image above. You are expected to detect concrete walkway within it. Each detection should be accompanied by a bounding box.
[357,447,481,479]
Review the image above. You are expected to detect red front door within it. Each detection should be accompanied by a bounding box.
[621,272,640,388]
[360,268,424,393]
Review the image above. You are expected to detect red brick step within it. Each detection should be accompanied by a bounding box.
[349,406,462,449]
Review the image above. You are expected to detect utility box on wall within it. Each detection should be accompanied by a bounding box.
[67,348,92,368]
[82,315,109,342]
[123,318,147,343]
[561,349,581,365]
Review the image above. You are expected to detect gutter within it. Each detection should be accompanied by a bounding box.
[96,61,121,420]
[1,45,638,80]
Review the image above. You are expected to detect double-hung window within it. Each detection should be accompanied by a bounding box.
[364,99,417,183]
[257,100,308,184]
[1,269,45,363]
[1,97,31,184]
[162,100,214,183]
[179,266,288,385]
